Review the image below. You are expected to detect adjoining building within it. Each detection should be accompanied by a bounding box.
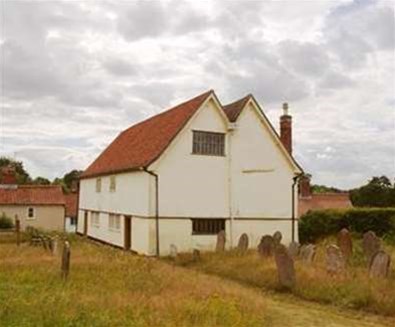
[0,167,65,231]
[77,90,303,256]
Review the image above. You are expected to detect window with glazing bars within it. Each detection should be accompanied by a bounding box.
[192,219,225,235]
[192,131,225,156]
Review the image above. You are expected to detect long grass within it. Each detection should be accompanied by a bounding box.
[173,237,395,317]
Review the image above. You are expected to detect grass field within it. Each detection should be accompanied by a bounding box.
[174,237,395,317]
[1,237,394,327]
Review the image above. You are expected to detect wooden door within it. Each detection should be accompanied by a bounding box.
[83,211,88,236]
[124,216,132,250]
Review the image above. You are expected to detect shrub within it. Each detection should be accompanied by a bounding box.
[0,213,14,229]
[299,208,395,244]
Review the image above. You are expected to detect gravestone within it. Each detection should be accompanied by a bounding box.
[216,230,226,252]
[300,244,316,264]
[192,249,201,261]
[258,235,274,257]
[369,251,391,278]
[51,237,59,256]
[337,228,353,260]
[363,231,381,263]
[288,241,300,258]
[61,241,71,281]
[274,244,296,289]
[237,233,249,252]
[273,231,282,244]
[169,244,178,259]
[326,244,346,275]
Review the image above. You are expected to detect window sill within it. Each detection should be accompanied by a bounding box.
[192,233,219,236]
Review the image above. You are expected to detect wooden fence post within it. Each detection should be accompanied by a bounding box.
[61,241,71,281]
[15,215,20,246]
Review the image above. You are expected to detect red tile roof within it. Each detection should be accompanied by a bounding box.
[81,90,213,178]
[64,193,78,217]
[223,94,252,122]
[0,185,65,206]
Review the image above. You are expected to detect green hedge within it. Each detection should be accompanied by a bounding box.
[299,208,395,244]
[0,213,14,229]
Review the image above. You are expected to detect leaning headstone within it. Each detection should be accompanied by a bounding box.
[216,230,226,252]
[273,231,282,244]
[274,244,296,289]
[169,244,178,259]
[363,231,381,263]
[237,233,249,252]
[258,235,275,257]
[337,228,353,260]
[326,245,346,275]
[192,249,201,261]
[299,244,316,264]
[288,241,300,258]
[369,251,391,278]
[51,237,59,256]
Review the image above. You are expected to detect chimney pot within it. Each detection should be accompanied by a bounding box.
[280,103,292,154]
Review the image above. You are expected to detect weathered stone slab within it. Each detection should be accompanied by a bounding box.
[369,251,391,278]
[299,244,316,264]
[192,249,200,261]
[273,231,282,244]
[337,228,352,259]
[274,244,296,289]
[363,231,381,263]
[169,244,178,258]
[288,241,300,258]
[326,244,346,275]
[258,235,274,257]
[237,233,249,252]
[216,230,226,252]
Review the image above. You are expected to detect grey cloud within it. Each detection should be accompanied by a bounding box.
[103,58,138,76]
[318,71,355,90]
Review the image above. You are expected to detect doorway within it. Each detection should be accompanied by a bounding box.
[124,216,132,250]
[83,211,88,236]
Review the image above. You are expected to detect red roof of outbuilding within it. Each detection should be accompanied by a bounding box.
[0,185,65,206]
[81,90,213,178]
[64,193,78,217]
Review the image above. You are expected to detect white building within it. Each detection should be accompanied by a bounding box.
[77,90,303,256]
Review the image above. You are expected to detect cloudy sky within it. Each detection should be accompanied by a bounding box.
[1,0,394,189]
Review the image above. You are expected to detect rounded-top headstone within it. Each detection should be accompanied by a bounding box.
[274,244,296,289]
[273,231,282,244]
[337,228,353,259]
[369,250,391,278]
[169,244,178,258]
[326,244,346,275]
[258,235,274,257]
[300,244,316,264]
[216,230,226,252]
[288,241,300,258]
[363,231,381,262]
[237,233,249,252]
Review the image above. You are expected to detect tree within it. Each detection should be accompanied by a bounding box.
[53,169,83,193]
[33,177,51,185]
[350,176,395,207]
[0,157,32,184]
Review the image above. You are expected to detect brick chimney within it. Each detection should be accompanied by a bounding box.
[0,166,17,186]
[299,174,311,198]
[280,102,292,154]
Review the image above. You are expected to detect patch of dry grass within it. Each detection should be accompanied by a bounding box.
[174,238,395,317]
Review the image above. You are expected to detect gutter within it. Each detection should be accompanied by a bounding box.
[143,168,160,256]
[291,173,303,242]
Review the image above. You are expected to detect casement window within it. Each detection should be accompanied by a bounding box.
[96,178,102,193]
[192,131,225,156]
[90,212,100,227]
[192,219,225,235]
[109,175,116,192]
[109,214,121,231]
[27,207,35,220]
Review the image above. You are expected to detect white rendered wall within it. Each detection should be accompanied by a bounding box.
[150,99,229,218]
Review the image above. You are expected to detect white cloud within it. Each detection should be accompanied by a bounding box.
[0,0,394,188]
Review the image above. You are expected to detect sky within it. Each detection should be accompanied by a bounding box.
[0,0,394,189]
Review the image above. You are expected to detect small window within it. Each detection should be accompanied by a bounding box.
[70,217,76,226]
[96,178,102,193]
[109,175,116,192]
[27,207,35,220]
[192,219,225,235]
[109,214,121,231]
[90,212,100,227]
[192,131,225,156]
